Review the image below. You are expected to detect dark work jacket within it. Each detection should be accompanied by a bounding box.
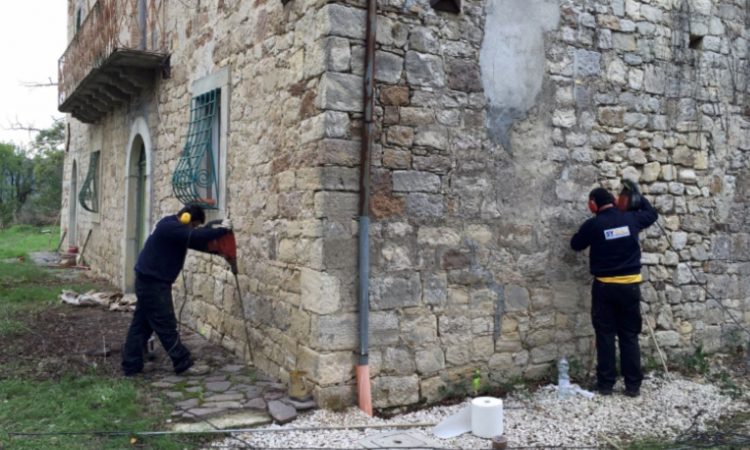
[570,197,658,277]
[135,215,228,284]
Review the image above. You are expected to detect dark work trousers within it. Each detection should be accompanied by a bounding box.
[591,280,643,391]
[121,273,192,375]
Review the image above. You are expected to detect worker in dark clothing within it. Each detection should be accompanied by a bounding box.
[570,184,658,397]
[122,204,231,376]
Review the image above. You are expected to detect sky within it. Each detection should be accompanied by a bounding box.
[0,1,67,148]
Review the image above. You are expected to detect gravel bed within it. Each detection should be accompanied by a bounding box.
[207,371,749,449]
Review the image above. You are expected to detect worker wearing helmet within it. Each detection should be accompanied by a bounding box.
[570,183,657,397]
[121,204,231,377]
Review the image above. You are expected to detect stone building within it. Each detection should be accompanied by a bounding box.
[60,0,750,408]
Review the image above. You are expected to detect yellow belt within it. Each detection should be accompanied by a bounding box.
[596,274,642,284]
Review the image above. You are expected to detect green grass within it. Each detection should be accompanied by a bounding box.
[0,376,196,450]
[0,225,59,259]
[0,226,209,449]
[0,260,101,338]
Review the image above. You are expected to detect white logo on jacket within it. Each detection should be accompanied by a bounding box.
[604,226,631,240]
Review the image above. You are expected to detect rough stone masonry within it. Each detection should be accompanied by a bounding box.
[61,0,750,409]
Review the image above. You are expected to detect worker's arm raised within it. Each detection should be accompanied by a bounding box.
[570,219,593,251]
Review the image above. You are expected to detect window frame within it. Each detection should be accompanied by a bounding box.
[190,67,229,220]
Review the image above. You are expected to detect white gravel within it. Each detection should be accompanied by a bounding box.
[208,371,749,449]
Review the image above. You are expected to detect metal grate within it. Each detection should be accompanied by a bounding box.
[172,89,220,209]
[79,151,100,213]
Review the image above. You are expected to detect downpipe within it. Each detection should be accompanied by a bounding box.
[356,0,377,416]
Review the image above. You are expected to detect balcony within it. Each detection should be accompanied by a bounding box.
[58,0,169,123]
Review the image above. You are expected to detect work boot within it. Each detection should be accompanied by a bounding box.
[592,384,613,396]
[176,362,210,376]
[624,387,640,398]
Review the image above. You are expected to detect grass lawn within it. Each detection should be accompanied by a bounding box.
[0,226,206,449]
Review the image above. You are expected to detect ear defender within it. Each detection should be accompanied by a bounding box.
[179,212,192,225]
[588,199,599,214]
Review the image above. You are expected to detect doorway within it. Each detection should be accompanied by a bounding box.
[124,126,151,292]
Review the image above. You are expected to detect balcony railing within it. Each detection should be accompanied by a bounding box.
[58,0,169,123]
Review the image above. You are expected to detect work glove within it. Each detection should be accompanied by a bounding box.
[219,218,233,230]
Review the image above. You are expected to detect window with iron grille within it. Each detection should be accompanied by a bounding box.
[79,151,100,213]
[171,88,221,209]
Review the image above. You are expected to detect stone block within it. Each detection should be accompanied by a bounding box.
[386,126,414,147]
[401,312,438,346]
[377,16,408,48]
[643,162,661,182]
[300,268,341,315]
[446,58,482,92]
[314,191,358,219]
[370,272,421,310]
[409,27,440,54]
[612,32,637,51]
[406,193,444,218]
[598,107,625,127]
[422,273,447,305]
[655,330,680,347]
[316,4,366,40]
[644,66,666,94]
[372,375,419,408]
[405,51,445,88]
[299,347,354,386]
[309,313,356,350]
[383,148,411,168]
[401,107,435,126]
[380,86,410,106]
[575,49,601,76]
[320,166,359,191]
[413,155,452,173]
[530,343,557,364]
[314,384,356,410]
[316,73,364,112]
[505,285,530,312]
[325,111,351,138]
[393,170,441,193]
[375,51,404,84]
[383,347,416,375]
[414,126,449,150]
[552,109,577,128]
[370,311,400,346]
[415,347,445,374]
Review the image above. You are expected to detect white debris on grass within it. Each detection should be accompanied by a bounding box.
[207,372,749,449]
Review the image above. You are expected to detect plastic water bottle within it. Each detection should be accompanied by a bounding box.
[557,357,570,399]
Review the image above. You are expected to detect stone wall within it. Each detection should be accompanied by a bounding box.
[301,0,750,409]
[61,0,750,410]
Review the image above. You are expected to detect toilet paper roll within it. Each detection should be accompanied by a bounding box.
[470,397,503,438]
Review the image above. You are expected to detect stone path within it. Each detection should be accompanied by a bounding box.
[142,327,317,431]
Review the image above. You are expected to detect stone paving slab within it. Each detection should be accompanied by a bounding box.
[141,328,317,430]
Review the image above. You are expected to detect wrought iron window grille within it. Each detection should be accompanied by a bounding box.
[172,88,221,209]
[79,151,100,213]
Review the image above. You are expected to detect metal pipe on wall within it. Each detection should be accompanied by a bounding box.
[356,0,377,417]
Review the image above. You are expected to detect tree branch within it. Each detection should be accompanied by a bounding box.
[20,78,58,88]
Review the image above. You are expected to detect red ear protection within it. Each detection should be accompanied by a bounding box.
[588,199,598,214]
[616,195,629,211]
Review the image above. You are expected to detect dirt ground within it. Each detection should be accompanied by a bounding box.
[0,278,132,380]
[2,253,244,381]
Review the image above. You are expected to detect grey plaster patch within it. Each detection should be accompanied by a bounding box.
[480,0,560,150]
